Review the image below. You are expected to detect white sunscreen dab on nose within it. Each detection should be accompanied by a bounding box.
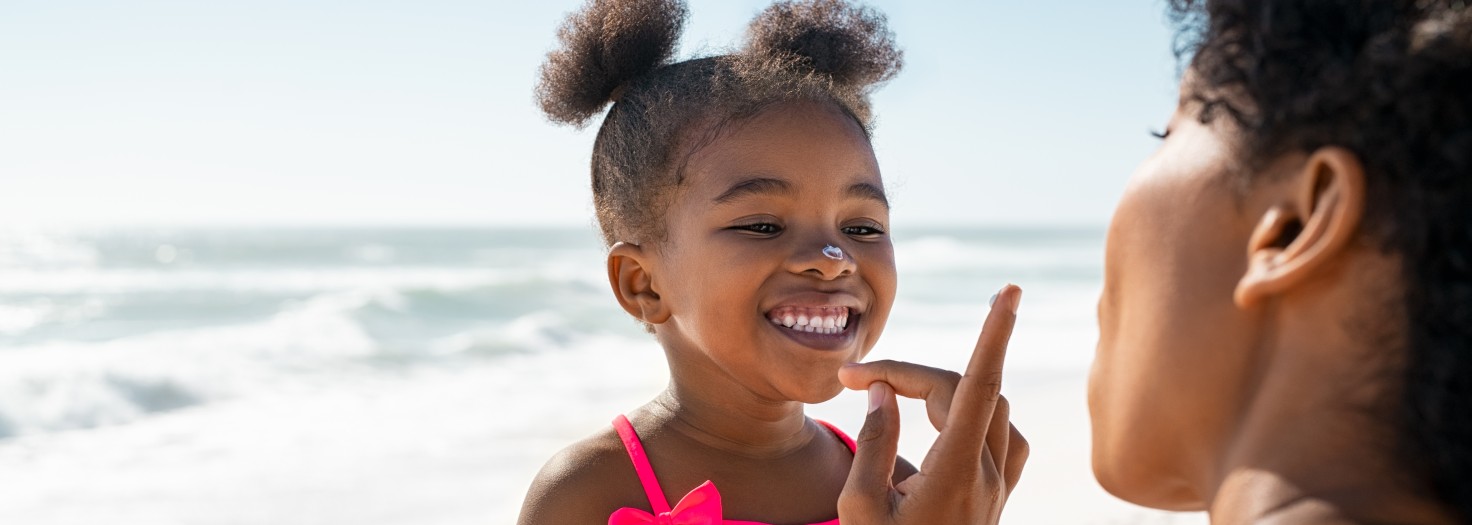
[822,245,844,260]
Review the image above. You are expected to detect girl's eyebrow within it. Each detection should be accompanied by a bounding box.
[713,177,890,209]
[713,177,793,204]
[848,182,890,209]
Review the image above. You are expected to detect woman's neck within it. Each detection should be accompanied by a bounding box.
[1206,340,1455,524]
[643,372,818,460]
[1209,432,1454,524]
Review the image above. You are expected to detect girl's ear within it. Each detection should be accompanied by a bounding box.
[607,242,672,325]
[1234,147,1367,307]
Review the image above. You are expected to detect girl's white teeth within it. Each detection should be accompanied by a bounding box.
[766,306,851,334]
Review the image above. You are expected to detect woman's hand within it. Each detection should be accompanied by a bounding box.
[837,284,1028,525]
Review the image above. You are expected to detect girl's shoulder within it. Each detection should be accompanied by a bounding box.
[516,426,648,525]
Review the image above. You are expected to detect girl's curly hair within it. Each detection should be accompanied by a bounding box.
[1170,0,1472,519]
[535,0,901,246]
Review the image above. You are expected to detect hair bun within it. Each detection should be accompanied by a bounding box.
[536,0,688,127]
[744,0,902,88]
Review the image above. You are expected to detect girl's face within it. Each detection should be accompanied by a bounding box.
[1090,79,1264,509]
[651,100,896,404]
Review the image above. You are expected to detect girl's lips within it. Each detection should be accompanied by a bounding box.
[767,312,860,351]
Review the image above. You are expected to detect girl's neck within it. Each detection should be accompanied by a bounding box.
[644,376,818,460]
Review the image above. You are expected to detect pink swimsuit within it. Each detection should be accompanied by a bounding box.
[607,415,856,525]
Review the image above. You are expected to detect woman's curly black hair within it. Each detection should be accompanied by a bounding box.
[1170,0,1472,519]
[535,0,901,246]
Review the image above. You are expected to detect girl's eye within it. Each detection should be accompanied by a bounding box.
[734,222,782,235]
[842,224,885,237]
[1149,128,1171,140]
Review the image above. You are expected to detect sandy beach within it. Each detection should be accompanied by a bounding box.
[0,336,1206,524]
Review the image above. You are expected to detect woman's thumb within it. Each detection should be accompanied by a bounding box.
[840,382,901,519]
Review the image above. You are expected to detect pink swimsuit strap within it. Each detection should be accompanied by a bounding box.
[610,414,854,525]
[612,414,675,514]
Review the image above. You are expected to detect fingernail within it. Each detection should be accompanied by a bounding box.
[1007,284,1022,313]
[867,383,885,413]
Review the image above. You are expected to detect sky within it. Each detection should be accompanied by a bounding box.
[0,0,1181,228]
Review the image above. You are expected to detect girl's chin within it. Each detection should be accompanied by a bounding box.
[783,380,846,405]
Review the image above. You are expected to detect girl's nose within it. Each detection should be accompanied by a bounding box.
[788,240,856,280]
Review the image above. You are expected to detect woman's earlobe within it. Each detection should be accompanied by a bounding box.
[1234,147,1366,307]
[607,242,672,325]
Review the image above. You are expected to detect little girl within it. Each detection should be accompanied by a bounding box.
[519,0,914,522]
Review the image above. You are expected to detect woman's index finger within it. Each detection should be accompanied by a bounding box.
[930,284,1021,469]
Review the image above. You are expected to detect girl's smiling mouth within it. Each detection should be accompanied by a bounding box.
[763,305,861,351]
[766,306,850,334]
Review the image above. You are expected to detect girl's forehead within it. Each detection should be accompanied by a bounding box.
[676,156,889,217]
[679,102,880,188]
[681,159,884,211]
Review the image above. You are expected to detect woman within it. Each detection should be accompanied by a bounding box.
[837,0,1472,523]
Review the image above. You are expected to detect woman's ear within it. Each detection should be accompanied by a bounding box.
[607,242,672,325]
[1235,147,1367,307]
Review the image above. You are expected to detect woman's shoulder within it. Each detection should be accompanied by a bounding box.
[516,426,650,525]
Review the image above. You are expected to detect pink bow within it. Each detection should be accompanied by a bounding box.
[608,480,723,525]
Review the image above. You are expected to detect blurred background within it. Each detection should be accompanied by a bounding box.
[0,0,1206,523]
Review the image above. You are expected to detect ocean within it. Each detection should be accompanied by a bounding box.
[0,226,1205,524]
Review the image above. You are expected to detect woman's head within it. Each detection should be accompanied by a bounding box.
[536,0,902,403]
[1091,0,1471,516]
